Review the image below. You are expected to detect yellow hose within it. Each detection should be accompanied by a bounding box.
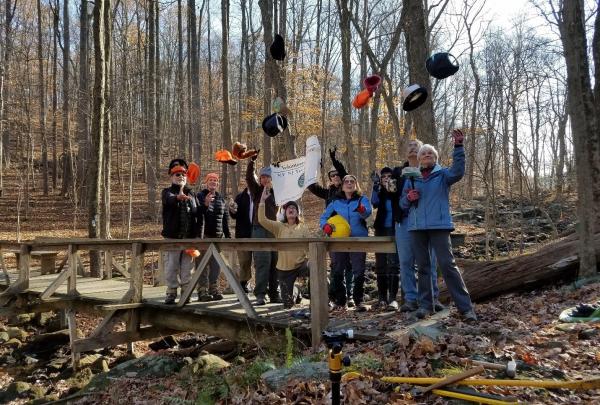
[432,388,518,405]
[381,376,600,390]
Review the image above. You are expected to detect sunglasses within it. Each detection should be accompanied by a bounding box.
[172,172,186,177]
[381,174,392,179]
[343,179,356,184]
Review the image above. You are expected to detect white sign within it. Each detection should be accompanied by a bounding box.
[271,136,321,205]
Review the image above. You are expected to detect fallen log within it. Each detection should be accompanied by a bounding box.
[440,232,600,302]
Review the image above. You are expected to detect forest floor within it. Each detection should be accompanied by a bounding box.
[0,167,598,404]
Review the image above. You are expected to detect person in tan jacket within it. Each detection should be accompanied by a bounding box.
[258,185,311,308]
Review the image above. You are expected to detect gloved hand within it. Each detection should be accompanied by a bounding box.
[329,146,338,161]
[452,129,464,146]
[407,189,420,202]
[251,149,260,161]
[370,170,380,186]
[356,203,366,214]
[323,223,335,236]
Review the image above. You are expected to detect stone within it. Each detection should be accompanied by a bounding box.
[24,355,39,365]
[66,367,94,390]
[193,353,231,373]
[30,385,47,399]
[0,332,9,343]
[4,338,22,348]
[79,354,102,368]
[452,212,472,221]
[35,312,55,327]
[262,362,328,391]
[15,313,34,325]
[6,326,28,341]
[578,329,599,340]
[48,357,69,371]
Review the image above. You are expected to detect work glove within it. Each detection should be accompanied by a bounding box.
[251,149,260,162]
[370,170,380,186]
[452,129,464,146]
[329,146,338,162]
[323,223,335,236]
[356,203,366,214]
[407,189,420,202]
[229,200,238,214]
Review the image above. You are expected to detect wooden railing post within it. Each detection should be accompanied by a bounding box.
[16,244,31,291]
[309,242,329,352]
[127,242,144,354]
[67,244,78,295]
[104,250,113,279]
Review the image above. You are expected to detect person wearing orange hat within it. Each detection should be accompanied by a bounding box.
[196,172,231,301]
[161,159,200,305]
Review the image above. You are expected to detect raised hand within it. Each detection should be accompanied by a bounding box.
[251,149,260,162]
[451,129,464,146]
[329,146,338,161]
[205,191,216,207]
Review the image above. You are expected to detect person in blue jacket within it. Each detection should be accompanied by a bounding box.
[320,174,372,312]
[400,129,477,322]
[392,139,443,313]
[371,167,400,311]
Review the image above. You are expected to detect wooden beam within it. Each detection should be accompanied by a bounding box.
[104,250,113,279]
[129,243,145,303]
[17,244,31,291]
[72,326,179,353]
[177,248,213,307]
[156,250,166,286]
[309,242,329,351]
[111,259,130,278]
[0,250,10,286]
[67,309,80,369]
[96,302,144,311]
[67,245,78,296]
[209,244,258,319]
[40,267,71,300]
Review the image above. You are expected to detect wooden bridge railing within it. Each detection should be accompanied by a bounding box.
[0,237,396,351]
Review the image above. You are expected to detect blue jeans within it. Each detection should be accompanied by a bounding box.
[410,230,473,313]
[396,221,439,303]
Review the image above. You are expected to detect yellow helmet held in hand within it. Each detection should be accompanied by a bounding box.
[327,215,351,238]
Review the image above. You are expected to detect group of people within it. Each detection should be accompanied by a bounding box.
[160,129,477,322]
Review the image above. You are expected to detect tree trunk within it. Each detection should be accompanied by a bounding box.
[335,0,355,173]
[557,0,599,279]
[177,0,186,157]
[465,15,480,199]
[51,2,59,191]
[37,0,49,196]
[61,0,75,198]
[221,0,235,194]
[189,0,202,162]
[102,0,113,239]
[440,232,600,302]
[403,0,436,146]
[258,0,274,165]
[89,0,107,277]
[146,0,157,219]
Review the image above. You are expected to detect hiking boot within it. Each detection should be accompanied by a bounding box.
[346,298,355,308]
[197,293,213,302]
[373,300,387,311]
[255,298,267,306]
[415,308,432,319]
[240,281,250,294]
[400,301,418,312]
[388,300,399,311]
[329,303,346,312]
[164,293,177,305]
[269,295,283,304]
[461,310,478,323]
[434,301,446,312]
[355,303,368,312]
[211,293,224,301]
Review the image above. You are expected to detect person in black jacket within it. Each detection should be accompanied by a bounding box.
[196,172,231,301]
[161,159,200,305]
[371,167,400,310]
[307,147,355,307]
[229,182,253,293]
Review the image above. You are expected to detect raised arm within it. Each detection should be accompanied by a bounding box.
[445,129,466,185]
[245,160,261,197]
[329,146,348,178]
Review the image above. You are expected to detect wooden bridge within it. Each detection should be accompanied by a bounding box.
[0,237,395,367]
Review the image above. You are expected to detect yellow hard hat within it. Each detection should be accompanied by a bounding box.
[327,215,351,238]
